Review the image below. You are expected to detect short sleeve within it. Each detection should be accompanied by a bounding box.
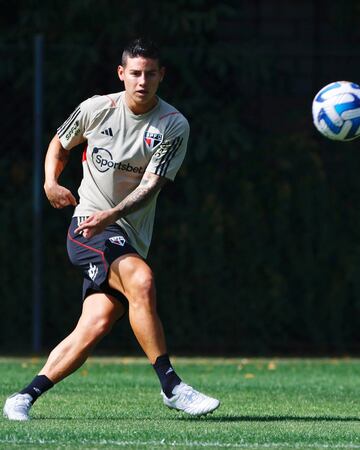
[146,117,190,181]
[57,98,93,150]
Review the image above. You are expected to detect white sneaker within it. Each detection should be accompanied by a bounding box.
[3,393,32,421]
[161,382,220,416]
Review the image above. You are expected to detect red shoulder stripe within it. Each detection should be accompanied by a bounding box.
[159,111,180,121]
[105,95,117,107]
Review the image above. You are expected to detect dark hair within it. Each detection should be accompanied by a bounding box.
[121,37,161,66]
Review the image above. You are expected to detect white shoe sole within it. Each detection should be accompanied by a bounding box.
[165,401,220,416]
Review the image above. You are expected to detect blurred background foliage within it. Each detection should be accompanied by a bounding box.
[1,0,360,355]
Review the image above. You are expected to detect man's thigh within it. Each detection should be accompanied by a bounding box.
[108,254,155,302]
[67,216,138,305]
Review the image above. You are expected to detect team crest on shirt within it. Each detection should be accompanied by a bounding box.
[109,236,126,246]
[144,130,163,150]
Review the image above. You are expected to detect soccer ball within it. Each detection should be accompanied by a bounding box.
[312,80,360,141]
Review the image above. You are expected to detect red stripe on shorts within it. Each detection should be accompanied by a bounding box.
[67,231,108,272]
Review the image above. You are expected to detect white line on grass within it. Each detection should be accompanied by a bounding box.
[1,439,360,448]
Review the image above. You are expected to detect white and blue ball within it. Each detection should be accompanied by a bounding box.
[312,80,360,141]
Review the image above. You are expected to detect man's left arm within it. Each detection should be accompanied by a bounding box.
[74,171,167,238]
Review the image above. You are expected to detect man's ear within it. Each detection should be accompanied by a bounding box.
[160,66,165,82]
[118,65,125,81]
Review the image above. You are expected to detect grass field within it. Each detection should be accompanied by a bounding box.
[0,357,359,449]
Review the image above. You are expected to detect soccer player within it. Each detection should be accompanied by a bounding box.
[3,37,220,420]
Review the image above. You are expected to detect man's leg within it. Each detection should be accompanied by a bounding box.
[108,254,181,395]
[107,254,220,415]
[39,292,125,382]
[3,292,125,420]
[108,254,165,364]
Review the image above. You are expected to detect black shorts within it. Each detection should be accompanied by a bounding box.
[66,216,138,307]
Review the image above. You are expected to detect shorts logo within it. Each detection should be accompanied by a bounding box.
[92,147,144,174]
[144,131,163,150]
[88,263,98,281]
[109,236,126,246]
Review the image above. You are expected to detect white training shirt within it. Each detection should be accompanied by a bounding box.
[57,91,190,258]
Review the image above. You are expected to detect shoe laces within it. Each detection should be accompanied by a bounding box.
[176,385,202,405]
[13,395,31,411]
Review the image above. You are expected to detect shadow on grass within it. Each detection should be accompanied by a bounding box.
[174,414,360,422]
[31,414,360,422]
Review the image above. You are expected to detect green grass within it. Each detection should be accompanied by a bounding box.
[0,357,359,449]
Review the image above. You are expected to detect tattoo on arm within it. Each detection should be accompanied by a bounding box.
[113,173,167,218]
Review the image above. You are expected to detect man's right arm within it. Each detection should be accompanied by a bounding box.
[43,134,78,209]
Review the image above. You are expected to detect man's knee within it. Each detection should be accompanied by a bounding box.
[78,293,124,345]
[129,267,156,309]
[109,256,156,309]
[134,267,154,293]
[80,313,114,344]
[93,315,114,337]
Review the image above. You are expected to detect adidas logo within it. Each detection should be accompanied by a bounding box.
[101,128,113,137]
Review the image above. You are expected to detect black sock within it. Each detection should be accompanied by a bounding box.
[153,353,181,398]
[20,375,54,404]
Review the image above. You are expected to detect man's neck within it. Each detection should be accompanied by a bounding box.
[124,92,158,115]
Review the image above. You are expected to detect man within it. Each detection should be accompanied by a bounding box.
[3,38,220,420]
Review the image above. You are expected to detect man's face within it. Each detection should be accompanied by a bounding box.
[118,56,165,114]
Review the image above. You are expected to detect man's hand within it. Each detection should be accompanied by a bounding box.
[44,182,77,209]
[73,172,167,239]
[74,209,117,238]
